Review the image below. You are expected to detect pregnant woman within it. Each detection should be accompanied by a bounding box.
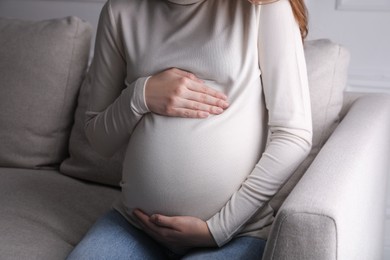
[67,0,312,259]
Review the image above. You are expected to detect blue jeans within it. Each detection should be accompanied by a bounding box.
[66,210,266,260]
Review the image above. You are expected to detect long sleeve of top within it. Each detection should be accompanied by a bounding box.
[206,0,312,246]
[84,3,150,158]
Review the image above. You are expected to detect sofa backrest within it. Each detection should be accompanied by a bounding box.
[0,16,92,169]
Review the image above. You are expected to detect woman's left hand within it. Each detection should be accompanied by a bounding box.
[133,209,217,254]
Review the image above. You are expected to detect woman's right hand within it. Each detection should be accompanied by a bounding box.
[145,68,229,118]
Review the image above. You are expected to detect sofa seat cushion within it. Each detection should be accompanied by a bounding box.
[0,168,120,260]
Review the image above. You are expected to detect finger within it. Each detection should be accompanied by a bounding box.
[133,210,166,237]
[170,68,204,84]
[150,214,179,230]
[134,210,176,234]
[133,209,164,235]
[133,209,151,227]
[189,86,228,103]
[187,81,228,101]
[181,100,224,115]
[163,95,221,117]
[171,108,210,118]
[185,90,229,110]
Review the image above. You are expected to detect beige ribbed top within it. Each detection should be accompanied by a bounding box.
[84,0,312,246]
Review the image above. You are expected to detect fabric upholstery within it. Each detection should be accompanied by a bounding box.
[0,17,92,169]
[266,213,337,260]
[60,77,126,186]
[340,91,366,119]
[263,95,390,259]
[60,39,350,189]
[0,167,119,260]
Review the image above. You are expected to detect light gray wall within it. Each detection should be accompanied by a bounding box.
[0,0,105,58]
[306,0,390,94]
[0,0,103,27]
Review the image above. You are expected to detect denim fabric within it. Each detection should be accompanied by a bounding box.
[66,210,266,260]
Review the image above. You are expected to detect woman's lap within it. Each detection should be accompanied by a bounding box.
[66,209,266,260]
[66,210,167,260]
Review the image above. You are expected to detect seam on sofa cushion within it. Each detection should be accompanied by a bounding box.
[317,44,341,149]
[10,210,74,247]
[54,18,80,163]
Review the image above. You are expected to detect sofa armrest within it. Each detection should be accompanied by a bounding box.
[263,94,390,260]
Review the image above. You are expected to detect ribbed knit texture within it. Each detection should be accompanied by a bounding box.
[85,0,312,246]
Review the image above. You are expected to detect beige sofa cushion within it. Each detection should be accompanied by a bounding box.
[0,168,119,260]
[61,39,350,192]
[60,78,125,186]
[0,17,91,169]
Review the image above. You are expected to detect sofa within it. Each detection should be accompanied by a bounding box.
[0,16,389,260]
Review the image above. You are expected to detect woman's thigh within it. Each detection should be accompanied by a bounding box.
[67,209,266,260]
[66,209,167,260]
[182,236,266,260]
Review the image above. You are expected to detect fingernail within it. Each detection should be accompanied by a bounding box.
[200,112,209,118]
[216,108,223,114]
[151,214,161,224]
[223,102,229,108]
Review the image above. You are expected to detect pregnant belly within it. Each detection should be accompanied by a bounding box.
[121,102,265,221]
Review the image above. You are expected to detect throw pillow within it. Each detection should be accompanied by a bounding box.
[60,78,125,186]
[0,17,92,169]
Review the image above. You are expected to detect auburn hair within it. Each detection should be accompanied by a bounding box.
[250,0,308,40]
